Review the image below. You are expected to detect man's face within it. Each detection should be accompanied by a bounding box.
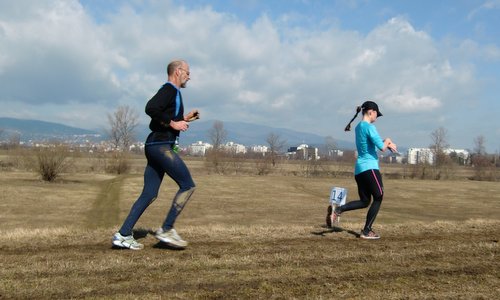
[178,64,190,88]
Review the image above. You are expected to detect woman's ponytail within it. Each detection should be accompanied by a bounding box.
[344,106,362,131]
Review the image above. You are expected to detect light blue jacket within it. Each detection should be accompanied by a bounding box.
[354,121,384,175]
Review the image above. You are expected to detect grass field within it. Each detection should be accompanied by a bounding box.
[1,158,499,299]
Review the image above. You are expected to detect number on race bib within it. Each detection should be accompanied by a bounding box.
[329,187,347,206]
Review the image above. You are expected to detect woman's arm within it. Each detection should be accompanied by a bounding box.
[382,138,398,153]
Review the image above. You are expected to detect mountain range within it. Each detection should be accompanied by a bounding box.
[0,117,101,143]
[0,117,355,149]
[148,120,355,149]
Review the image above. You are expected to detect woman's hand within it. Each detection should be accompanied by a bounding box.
[388,142,398,153]
[383,138,398,153]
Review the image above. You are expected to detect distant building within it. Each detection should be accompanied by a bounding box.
[384,152,404,164]
[328,149,344,158]
[287,144,319,160]
[407,147,470,165]
[129,142,145,152]
[224,141,247,154]
[188,141,213,156]
[444,148,470,165]
[407,148,434,164]
[250,145,268,155]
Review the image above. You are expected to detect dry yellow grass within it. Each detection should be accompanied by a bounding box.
[0,160,499,299]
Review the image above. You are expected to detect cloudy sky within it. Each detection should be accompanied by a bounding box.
[1,0,499,152]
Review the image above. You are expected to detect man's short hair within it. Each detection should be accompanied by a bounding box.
[167,60,186,76]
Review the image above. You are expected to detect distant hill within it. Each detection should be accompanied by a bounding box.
[0,117,101,142]
[0,117,355,149]
[139,120,355,149]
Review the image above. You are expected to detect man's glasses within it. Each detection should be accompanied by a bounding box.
[178,68,190,76]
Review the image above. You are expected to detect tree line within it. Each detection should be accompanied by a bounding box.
[1,106,498,182]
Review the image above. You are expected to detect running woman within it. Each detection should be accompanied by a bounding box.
[327,101,397,239]
[112,60,199,250]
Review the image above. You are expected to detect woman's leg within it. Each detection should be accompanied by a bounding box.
[337,171,372,214]
[362,170,384,234]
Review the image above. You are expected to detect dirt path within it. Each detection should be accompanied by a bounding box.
[85,175,125,229]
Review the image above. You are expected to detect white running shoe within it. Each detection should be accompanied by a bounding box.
[112,232,144,250]
[360,230,380,240]
[155,228,188,248]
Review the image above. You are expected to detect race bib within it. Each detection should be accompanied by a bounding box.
[329,187,347,206]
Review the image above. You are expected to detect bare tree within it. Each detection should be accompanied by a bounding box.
[324,136,337,159]
[429,127,453,179]
[8,132,21,149]
[266,132,287,167]
[208,120,227,151]
[0,129,6,148]
[206,120,228,173]
[107,105,139,151]
[471,135,493,181]
[473,135,487,156]
[429,127,449,167]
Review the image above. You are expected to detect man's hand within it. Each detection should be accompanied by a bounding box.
[185,109,200,122]
[170,120,190,131]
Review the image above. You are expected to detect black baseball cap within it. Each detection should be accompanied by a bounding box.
[361,101,382,117]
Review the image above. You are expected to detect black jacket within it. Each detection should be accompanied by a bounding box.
[145,83,184,143]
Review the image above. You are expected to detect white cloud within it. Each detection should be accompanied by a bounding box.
[467,0,500,20]
[455,39,500,62]
[0,0,124,105]
[237,90,264,104]
[483,44,500,61]
[376,88,441,112]
[0,1,497,150]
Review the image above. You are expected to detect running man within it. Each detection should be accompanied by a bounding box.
[112,59,199,250]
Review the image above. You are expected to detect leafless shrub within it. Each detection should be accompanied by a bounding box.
[316,159,352,178]
[0,159,15,171]
[7,148,33,171]
[83,152,108,173]
[205,149,230,174]
[34,146,71,182]
[228,152,245,175]
[255,156,272,175]
[105,151,131,174]
[299,159,322,177]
